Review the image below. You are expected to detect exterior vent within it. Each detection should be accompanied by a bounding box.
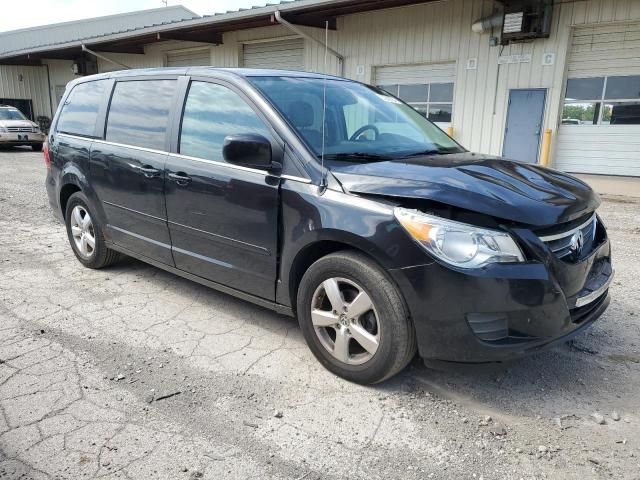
[466,313,509,342]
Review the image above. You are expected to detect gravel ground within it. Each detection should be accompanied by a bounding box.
[0,148,639,480]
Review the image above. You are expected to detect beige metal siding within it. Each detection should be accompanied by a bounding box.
[0,65,50,118]
[242,38,304,71]
[337,0,569,156]
[374,62,456,85]
[166,47,211,67]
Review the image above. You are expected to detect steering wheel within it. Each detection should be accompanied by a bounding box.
[350,124,380,141]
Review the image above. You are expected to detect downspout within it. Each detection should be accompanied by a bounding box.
[81,45,131,70]
[43,63,54,120]
[273,10,344,76]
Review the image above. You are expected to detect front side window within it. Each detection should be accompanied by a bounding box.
[562,75,640,125]
[57,80,107,137]
[378,82,454,124]
[179,81,272,162]
[106,80,176,149]
[250,76,462,162]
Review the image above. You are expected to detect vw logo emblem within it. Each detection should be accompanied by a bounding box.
[569,230,584,256]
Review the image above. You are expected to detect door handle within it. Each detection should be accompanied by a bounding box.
[139,165,161,177]
[129,163,161,177]
[168,172,191,186]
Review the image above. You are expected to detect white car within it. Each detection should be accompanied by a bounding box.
[0,105,45,151]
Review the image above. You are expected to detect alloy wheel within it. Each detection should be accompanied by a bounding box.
[311,277,380,365]
[70,205,96,258]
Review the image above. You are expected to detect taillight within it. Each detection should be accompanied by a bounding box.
[43,142,51,169]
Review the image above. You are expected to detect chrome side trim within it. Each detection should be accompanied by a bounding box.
[167,152,270,176]
[57,133,306,180]
[539,214,597,242]
[93,137,167,155]
[57,132,93,142]
[281,174,312,184]
[575,269,614,308]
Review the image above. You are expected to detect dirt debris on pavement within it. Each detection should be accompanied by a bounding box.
[0,149,639,479]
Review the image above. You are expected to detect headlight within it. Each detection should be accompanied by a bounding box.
[0,126,7,133]
[394,207,524,268]
[32,126,41,133]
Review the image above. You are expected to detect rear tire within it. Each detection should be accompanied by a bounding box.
[31,143,43,151]
[65,192,119,269]
[297,251,416,384]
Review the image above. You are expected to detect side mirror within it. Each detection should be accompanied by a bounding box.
[222,134,275,170]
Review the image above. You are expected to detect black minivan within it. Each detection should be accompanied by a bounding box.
[45,68,613,384]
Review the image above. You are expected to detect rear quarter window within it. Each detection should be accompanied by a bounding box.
[57,80,108,137]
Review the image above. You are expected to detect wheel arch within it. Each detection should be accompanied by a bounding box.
[286,235,404,315]
[59,182,82,218]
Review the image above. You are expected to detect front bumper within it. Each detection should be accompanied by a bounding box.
[390,232,612,363]
[0,132,45,145]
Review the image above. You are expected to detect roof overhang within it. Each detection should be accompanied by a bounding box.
[0,0,441,65]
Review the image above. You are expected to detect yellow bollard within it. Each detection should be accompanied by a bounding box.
[540,129,553,167]
[446,126,454,138]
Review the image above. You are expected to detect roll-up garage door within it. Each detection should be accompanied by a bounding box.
[375,62,456,85]
[374,62,456,128]
[242,38,304,71]
[556,23,640,177]
[166,48,211,67]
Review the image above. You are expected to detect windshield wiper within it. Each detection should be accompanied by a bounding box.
[320,152,394,162]
[399,147,462,158]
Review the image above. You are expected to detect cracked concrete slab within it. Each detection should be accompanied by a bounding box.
[1,149,639,479]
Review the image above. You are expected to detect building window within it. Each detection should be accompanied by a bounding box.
[378,82,454,124]
[562,75,640,125]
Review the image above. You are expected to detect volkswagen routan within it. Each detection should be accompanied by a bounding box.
[45,68,613,384]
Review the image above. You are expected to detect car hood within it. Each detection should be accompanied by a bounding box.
[0,120,37,128]
[328,152,600,227]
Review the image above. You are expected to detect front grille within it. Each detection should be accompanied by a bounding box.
[539,214,597,261]
[6,126,33,133]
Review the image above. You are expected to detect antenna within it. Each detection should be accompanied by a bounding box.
[320,20,329,190]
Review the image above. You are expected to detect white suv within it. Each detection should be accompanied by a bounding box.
[0,105,45,151]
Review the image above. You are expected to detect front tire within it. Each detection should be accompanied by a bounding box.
[65,192,119,269]
[297,251,416,384]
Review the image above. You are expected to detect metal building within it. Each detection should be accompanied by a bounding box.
[1,0,639,190]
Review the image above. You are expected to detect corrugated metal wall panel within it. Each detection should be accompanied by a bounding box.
[166,48,211,67]
[242,38,304,71]
[0,65,50,118]
[43,60,77,113]
[374,62,456,84]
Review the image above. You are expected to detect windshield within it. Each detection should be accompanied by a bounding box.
[249,76,464,161]
[0,108,28,121]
